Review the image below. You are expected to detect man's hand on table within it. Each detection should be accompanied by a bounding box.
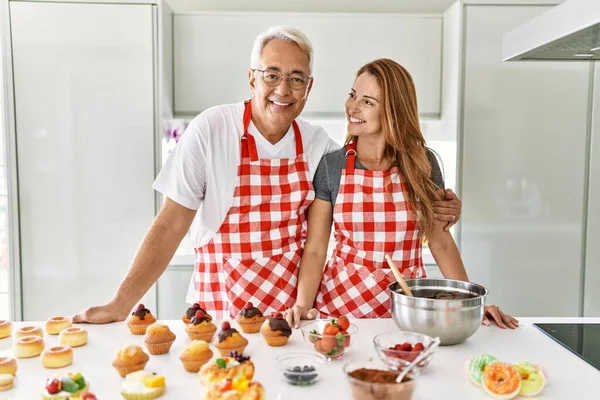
[72,301,129,324]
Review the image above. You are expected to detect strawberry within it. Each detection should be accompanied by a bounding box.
[323,324,340,336]
[399,343,412,352]
[337,316,350,331]
[137,304,145,311]
[308,329,320,344]
[245,301,253,309]
[221,321,231,330]
[195,310,205,319]
[340,330,350,347]
[321,336,337,353]
[413,342,425,352]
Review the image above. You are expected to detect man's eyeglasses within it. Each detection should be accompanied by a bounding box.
[251,68,311,90]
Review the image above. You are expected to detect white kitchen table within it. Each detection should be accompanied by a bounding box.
[0,318,598,399]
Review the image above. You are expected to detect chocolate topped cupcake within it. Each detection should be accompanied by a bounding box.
[126,304,157,335]
[213,321,248,357]
[183,302,212,324]
[260,312,292,347]
[236,302,266,334]
[185,310,217,342]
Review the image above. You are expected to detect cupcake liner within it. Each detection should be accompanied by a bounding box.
[237,320,263,334]
[262,334,289,347]
[113,361,149,377]
[186,329,216,342]
[180,353,213,373]
[128,324,152,335]
[145,340,175,355]
[121,386,165,400]
[215,344,247,357]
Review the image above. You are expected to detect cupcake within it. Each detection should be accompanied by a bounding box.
[199,352,254,387]
[144,323,176,355]
[126,304,157,335]
[213,322,248,357]
[41,372,90,400]
[260,312,291,347]
[185,310,217,342]
[179,340,213,373]
[235,302,266,334]
[205,376,266,400]
[182,303,213,325]
[121,370,166,400]
[112,345,150,378]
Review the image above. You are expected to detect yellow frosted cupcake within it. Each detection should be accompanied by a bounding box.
[185,310,217,342]
[179,340,213,373]
[236,302,266,334]
[213,322,248,357]
[121,370,166,400]
[144,323,176,355]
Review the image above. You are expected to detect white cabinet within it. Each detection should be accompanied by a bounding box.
[459,5,591,316]
[10,1,158,319]
[174,13,442,117]
[584,63,600,317]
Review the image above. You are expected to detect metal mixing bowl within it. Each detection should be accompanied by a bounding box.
[389,278,489,346]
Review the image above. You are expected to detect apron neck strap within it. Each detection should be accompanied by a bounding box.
[345,141,357,171]
[241,100,303,162]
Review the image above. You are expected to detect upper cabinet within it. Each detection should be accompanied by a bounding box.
[174,13,442,117]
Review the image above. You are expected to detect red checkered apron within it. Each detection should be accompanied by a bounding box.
[315,141,426,318]
[193,101,315,319]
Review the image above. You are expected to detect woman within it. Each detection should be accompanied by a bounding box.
[286,59,517,329]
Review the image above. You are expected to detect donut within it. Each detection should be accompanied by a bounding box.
[45,316,72,335]
[482,362,521,399]
[41,345,73,368]
[0,357,17,376]
[59,327,88,347]
[465,354,497,386]
[0,320,12,339]
[14,325,43,340]
[514,362,547,397]
[0,373,14,391]
[14,336,44,358]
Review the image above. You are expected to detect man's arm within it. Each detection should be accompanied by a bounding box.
[73,198,196,324]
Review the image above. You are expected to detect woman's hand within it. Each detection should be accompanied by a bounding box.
[433,189,462,231]
[284,304,318,329]
[483,304,519,329]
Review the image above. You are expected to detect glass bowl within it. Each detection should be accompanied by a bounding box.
[344,358,418,400]
[300,319,359,360]
[275,352,326,386]
[373,331,437,371]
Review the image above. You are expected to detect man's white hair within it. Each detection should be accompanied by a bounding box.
[250,26,314,76]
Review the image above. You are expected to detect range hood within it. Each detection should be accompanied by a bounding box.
[503,0,600,61]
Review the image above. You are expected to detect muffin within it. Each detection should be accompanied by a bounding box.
[235,302,266,334]
[182,303,213,325]
[179,340,213,373]
[121,370,166,400]
[144,323,176,355]
[213,322,248,357]
[199,352,254,387]
[112,345,150,377]
[205,376,266,400]
[185,310,217,342]
[260,312,292,347]
[126,304,157,335]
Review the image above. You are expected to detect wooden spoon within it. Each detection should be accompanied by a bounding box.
[385,254,413,297]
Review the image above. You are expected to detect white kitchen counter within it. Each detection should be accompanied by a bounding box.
[0,318,598,399]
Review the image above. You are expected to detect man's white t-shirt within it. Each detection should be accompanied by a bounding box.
[152,102,340,302]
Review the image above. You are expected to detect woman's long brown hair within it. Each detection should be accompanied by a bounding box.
[346,58,441,240]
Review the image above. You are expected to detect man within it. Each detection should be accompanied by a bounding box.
[73,26,462,322]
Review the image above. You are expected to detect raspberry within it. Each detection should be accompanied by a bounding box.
[221,321,231,330]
